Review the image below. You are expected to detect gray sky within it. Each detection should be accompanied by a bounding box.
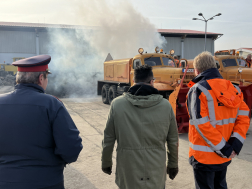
[0,0,251,51]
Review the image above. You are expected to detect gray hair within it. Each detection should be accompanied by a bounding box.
[16,71,47,84]
[193,51,216,73]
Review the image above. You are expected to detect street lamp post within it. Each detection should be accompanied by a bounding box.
[193,13,221,51]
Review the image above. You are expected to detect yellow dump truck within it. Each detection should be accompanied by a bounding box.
[97,47,194,104]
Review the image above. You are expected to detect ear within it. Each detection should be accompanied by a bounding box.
[194,69,200,76]
[38,74,44,85]
[150,79,154,86]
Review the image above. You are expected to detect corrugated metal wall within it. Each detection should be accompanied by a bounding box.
[0,30,36,53]
[183,38,214,59]
[39,32,50,54]
[162,37,214,60]
[162,37,181,56]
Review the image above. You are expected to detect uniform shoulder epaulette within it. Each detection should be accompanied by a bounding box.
[53,95,62,102]
[49,95,63,103]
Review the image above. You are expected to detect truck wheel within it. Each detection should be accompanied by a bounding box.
[108,85,117,104]
[102,84,110,104]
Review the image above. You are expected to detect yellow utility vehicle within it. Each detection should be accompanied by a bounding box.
[214,49,248,67]
[187,54,252,85]
[97,47,193,104]
[215,55,252,84]
[0,64,18,76]
[214,49,236,56]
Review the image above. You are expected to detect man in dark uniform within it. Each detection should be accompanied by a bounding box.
[0,55,83,189]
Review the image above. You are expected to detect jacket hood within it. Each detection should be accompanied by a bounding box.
[123,84,163,108]
[208,79,242,109]
[188,68,242,109]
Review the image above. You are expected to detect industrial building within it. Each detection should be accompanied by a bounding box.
[0,21,223,64]
[158,29,222,59]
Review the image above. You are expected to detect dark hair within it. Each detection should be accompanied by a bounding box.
[134,65,153,83]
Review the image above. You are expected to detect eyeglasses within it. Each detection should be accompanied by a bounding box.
[149,78,156,83]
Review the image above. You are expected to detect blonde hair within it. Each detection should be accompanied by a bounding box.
[193,51,216,73]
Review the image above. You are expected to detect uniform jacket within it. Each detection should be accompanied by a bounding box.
[101,84,178,189]
[186,68,250,166]
[0,83,83,189]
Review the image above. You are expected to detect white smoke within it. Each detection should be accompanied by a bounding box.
[46,0,166,97]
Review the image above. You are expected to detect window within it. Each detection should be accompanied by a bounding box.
[133,59,141,69]
[180,60,187,68]
[144,57,162,66]
[162,57,175,67]
[237,59,246,67]
[222,59,238,67]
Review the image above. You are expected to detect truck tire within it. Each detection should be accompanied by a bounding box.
[102,84,110,104]
[108,85,117,104]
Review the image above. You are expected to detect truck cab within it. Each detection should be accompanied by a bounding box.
[188,55,252,85]
[215,55,252,85]
[130,48,193,97]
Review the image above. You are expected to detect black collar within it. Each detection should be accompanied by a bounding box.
[128,84,159,96]
[192,68,223,84]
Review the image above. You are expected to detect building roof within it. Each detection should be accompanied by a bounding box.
[0,21,95,30]
[158,29,222,35]
[238,48,252,51]
[0,21,223,39]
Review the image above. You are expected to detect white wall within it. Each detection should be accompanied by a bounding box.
[0,30,36,54]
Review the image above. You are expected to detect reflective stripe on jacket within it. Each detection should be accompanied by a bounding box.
[186,68,250,165]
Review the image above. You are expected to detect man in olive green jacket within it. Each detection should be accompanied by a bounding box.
[101,65,179,189]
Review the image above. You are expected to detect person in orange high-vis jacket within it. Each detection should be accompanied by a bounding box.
[174,56,180,67]
[245,54,251,68]
[186,51,250,189]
